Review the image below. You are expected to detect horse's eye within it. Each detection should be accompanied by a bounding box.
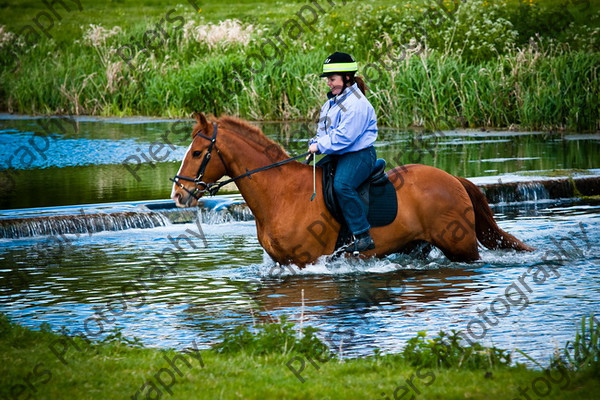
[192,151,203,158]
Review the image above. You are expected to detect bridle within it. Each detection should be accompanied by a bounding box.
[170,122,226,198]
[170,122,310,199]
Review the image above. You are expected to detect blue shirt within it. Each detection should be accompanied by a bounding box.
[311,83,378,155]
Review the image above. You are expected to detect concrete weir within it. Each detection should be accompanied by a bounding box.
[1,176,598,239]
[0,211,171,239]
[478,176,600,204]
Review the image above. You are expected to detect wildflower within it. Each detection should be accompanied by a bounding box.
[182,19,254,49]
[0,25,17,49]
[83,24,122,47]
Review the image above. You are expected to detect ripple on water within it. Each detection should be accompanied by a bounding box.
[0,201,599,365]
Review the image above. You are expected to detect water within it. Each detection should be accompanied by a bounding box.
[0,200,598,365]
[1,115,599,209]
[0,115,599,366]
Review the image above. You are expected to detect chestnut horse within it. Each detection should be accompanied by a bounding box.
[171,113,532,268]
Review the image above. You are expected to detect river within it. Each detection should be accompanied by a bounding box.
[0,115,599,366]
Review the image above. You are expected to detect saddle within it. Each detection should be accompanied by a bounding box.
[318,156,398,249]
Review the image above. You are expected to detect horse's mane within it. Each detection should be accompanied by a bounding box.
[215,115,289,160]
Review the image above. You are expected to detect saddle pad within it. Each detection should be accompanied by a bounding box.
[318,156,398,229]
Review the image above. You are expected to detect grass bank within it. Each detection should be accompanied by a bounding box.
[0,0,599,131]
[1,314,599,399]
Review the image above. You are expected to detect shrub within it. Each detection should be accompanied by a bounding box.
[402,330,512,369]
[561,314,600,376]
[211,316,329,357]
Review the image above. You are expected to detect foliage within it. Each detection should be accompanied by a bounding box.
[558,314,600,376]
[100,327,144,347]
[0,0,598,130]
[211,316,330,356]
[435,0,518,62]
[2,313,600,399]
[402,330,512,369]
[0,313,58,346]
[499,0,600,52]
[313,0,520,62]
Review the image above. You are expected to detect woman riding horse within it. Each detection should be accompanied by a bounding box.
[308,51,378,255]
[170,111,533,268]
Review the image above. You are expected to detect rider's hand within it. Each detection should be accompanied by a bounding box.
[309,143,319,154]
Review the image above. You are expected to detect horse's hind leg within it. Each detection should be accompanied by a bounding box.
[442,246,480,262]
[430,226,480,262]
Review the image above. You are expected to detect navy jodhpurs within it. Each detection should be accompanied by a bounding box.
[332,146,376,235]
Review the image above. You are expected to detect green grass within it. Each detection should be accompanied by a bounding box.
[0,0,311,43]
[0,0,599,131]
[1,314,599,399]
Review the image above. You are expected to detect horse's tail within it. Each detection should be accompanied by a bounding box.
[456,177,534,251]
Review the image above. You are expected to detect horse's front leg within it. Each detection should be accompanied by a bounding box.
[258,212,339,268]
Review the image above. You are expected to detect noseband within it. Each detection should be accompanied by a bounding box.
[170,122,225,198]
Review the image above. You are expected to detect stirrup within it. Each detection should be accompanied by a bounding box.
[345,237,375,256]
[351,244,372,257]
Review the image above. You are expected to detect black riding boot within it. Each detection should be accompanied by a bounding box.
[346,231,375,256]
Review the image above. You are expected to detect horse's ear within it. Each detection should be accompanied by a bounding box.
[192,111,211,137]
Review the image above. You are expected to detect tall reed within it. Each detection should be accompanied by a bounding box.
[1,0,598,131]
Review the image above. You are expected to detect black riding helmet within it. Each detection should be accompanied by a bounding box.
[320,52,358,77]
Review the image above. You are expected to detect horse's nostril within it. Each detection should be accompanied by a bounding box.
[173,192,182,204]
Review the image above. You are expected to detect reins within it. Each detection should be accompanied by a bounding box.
[170,122,310,198]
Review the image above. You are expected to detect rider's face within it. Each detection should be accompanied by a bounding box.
[326,74,345,96]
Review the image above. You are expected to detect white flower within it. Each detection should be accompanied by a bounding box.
[0,25,18,49]
[183,19,254,49]
[83,24,122,47]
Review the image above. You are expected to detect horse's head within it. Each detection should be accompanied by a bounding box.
[171,112,227,207]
